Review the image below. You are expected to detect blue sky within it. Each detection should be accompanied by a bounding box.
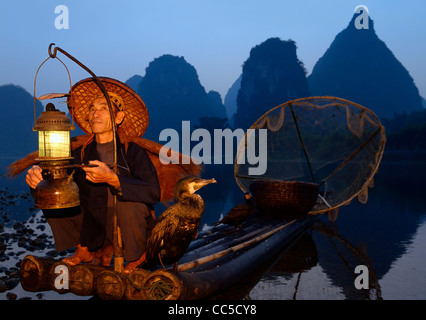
[1,0,425,105]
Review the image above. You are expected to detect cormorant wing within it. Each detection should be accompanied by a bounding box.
[146,203,183,262]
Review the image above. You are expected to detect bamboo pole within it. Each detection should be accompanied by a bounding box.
[180,222,273,263]
[176,219,296,272]
[48,44,124,272]
[289,103,315,183]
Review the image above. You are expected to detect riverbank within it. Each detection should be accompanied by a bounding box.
[0,185,83,300]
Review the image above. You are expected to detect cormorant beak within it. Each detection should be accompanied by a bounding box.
[195,178,217,190]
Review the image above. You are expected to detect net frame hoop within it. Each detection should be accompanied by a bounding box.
[234,96,386,214]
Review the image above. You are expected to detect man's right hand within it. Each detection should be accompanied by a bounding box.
[26,165,43,189]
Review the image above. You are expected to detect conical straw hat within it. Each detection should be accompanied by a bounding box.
[67,77,149,137]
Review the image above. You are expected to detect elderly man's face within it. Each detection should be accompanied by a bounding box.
[88,97,114,135]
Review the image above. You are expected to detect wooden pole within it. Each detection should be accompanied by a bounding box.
[289,103,315,183]
[48,44,124,272]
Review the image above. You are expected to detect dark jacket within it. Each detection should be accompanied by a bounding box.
[72,137,161,251]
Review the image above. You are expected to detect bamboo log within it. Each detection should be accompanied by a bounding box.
[20,256,126,298]
[124,269,150,300]
[69,265,107,296]
[19,255,56,292]
[96,270,125,300]
[139,269,183,300]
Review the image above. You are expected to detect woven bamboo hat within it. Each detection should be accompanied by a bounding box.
[67,77,149,137]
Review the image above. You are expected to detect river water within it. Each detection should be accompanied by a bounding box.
[1,152,425,300]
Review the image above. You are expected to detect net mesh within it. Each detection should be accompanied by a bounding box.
[234,96,386,214]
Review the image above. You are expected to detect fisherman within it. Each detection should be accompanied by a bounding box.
[25,77,161,273]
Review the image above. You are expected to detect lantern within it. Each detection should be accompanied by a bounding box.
[33,102,79,209]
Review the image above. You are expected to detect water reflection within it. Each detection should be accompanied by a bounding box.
[1,156,425,300]
[250,233,320,300]
[380,217,426,300]
[204,157,426,300]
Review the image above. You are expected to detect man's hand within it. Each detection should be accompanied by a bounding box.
[82,160,121,189]
[26,165,43,189]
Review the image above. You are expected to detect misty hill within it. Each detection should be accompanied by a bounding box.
[224,75,241,128]
[235,38,309,130]
[125,74,143,92]
[136,54,227,141]
[382,108,426,151]
[0,85,44,161]
[308,14,423,120]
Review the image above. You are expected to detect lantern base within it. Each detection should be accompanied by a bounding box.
[34,177,80,209]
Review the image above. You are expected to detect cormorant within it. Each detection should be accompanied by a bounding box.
[146,176,216,270]
[214,193,254,228]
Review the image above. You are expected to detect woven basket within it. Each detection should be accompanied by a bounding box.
[249,180,319,218]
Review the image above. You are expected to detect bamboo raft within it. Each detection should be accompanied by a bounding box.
[19,214,319,300]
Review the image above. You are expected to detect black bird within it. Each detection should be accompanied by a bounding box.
[146,176,216,270]
[214,193,254,228]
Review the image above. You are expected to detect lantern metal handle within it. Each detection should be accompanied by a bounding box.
[33,52,73,127]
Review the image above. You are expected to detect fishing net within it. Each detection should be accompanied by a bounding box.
[234,96,386,214]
